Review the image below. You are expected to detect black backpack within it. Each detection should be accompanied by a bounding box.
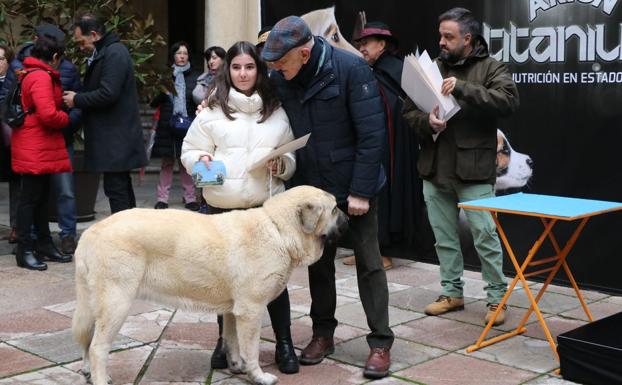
[2,69,44,128]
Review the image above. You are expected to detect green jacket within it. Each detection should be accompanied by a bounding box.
[403,39,519,187]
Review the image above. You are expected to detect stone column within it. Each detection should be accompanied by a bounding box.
[204,0,260,51]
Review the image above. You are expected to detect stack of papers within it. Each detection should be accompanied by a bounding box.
[401,51,460,121]
[192,160,226,187]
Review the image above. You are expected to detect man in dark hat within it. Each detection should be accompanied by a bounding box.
[0,22,82,255]
[343,22,426,271]
[255,25,272,54]
[262,15,393,379]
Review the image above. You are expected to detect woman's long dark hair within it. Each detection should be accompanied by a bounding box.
[207,41,279,124]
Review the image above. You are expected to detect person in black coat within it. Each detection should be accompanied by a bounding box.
[150,41,200,211]
[262,16,393,379]
[347,22,426,269]
[63,15,147,214]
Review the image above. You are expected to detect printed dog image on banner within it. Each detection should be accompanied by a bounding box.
[495,129,533,191]
[300,6,361,56]
[458,129,534,269]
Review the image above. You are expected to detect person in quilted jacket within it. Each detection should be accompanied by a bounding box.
[11,36,73,270]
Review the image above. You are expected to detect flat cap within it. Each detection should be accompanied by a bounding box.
[261,16,312,62]
[35,23,66,45]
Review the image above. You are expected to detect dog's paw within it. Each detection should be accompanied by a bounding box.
[229,359,246,374]
[78,369,91,384]
[252,372,278,385]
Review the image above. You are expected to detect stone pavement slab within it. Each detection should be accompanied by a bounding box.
[463,334,559,373]
[0,343,52,378]
[394,353,538,385]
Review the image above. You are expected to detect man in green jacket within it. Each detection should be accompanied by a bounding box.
[403,7,519,326]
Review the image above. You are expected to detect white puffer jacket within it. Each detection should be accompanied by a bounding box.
[181,88,295,209]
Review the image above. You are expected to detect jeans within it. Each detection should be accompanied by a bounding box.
[51,146,77,238]
[422,180,507,304]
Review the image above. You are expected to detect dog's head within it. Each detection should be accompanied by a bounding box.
[301,6,362,57]
[495,129,534,191]
[263,185,348,266]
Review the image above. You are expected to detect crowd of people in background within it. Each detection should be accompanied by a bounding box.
[0,7,518,380]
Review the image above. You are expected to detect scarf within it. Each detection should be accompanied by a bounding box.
[292,37,323,87]
[173,62,191,116]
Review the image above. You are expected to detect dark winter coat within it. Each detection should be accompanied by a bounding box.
[11,57,71,175]
[73,32,147,172]
[403,38,519,187]
[271,37,386,208]
[150,67,199,158]
[372,52,423,249]
[2,43,82,146]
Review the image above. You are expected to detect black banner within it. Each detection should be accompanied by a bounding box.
[262,0,622,294]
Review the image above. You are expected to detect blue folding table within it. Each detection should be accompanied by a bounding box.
[458,193,622,361]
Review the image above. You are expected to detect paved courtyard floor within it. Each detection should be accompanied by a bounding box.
[1,171,620,384]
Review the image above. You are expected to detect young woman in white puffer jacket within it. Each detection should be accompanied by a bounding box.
[180,41,299,374]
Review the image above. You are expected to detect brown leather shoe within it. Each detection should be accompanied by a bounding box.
[363,347,391,379]
[342,255,356,265]
[8,228,17,244]
[299,336,334,365]
[382,256,393,270]
[61,236,77,254]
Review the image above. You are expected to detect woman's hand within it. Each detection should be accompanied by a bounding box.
[267,157,283,176]
[200,154,213,169]
[196,99,209,115]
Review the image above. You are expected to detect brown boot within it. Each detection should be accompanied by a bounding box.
[484,303,507,326]
[8,228,17,244]
[382,256,393,270]
[299,336,334,365]
[363,347,390,379]
[342,255,356,265]
[424,295,465,316]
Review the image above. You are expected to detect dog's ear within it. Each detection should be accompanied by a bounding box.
[299,202,323,234]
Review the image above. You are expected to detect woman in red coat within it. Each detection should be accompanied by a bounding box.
[11,36,72,270]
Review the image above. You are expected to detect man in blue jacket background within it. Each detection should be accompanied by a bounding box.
[262,15,393,379]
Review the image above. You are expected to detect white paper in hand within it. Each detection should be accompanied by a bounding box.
[401,51,460,121]
[249,133,310,171]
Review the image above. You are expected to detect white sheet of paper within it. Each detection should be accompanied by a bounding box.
[401,51,461,121]
[249,133,311,171]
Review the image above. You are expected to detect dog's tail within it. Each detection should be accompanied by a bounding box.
[72,233,95,357]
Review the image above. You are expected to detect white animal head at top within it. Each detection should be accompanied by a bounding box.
[495,129,534,191]
[300,6,362,57]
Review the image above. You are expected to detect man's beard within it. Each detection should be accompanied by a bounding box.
[439,45,464,63]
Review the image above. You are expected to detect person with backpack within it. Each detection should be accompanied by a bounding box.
[11,35,73,270]
[1,23,82,254]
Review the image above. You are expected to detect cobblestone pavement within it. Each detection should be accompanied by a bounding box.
[1,171,620,384]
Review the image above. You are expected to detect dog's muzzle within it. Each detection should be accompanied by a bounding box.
[324,208,349,245]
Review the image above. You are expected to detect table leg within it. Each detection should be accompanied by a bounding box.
[541,217,593,322]
[467,214,556,354]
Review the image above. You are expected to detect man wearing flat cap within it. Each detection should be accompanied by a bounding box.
[262,15,393,379]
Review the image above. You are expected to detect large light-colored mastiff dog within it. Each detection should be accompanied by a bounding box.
[72,185,348,385]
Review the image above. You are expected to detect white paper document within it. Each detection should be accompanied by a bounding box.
[249,133,310,171]
[401,51,460,121]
